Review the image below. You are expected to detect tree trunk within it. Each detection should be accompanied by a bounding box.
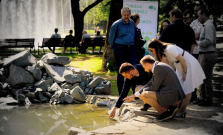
[103,20,107,34]
[70,0,103,42]
[102,0,123,71]
[71,0,83,42]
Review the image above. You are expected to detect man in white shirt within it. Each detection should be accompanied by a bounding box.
[190,4,204,59]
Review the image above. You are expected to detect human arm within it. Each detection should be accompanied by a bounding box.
[109,106,118,118]
[176,54,187,81]
[110,79,132,118]
[123,94,135,102]
[109,23,117,48]
[115,79,132,108]
[197,25,215,48]
[195,33,200,40]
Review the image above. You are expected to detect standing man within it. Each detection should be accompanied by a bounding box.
[197,8,218,106]
[109,62,152,118]
[123,55,185,121]
[189,4,204,102]
[190,4,205,59]
[183,9,193,25]
[159,9,196,53]
[109,7,137,95]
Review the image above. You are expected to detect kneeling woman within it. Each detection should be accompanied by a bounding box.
[148,39,205,117]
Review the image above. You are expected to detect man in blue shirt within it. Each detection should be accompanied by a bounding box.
[109,7,137,95]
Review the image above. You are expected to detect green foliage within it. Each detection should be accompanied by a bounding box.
[80,0,111,28]
[106,60,117,72]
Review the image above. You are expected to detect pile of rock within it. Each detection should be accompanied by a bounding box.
[0,51,111,105]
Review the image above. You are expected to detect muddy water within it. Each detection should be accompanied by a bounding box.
[0,104,117,135]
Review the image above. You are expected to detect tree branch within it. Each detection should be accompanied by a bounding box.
[82,0,103,15]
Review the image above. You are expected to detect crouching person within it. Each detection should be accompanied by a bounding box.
[124,55,186,121]
[109,62,152,118]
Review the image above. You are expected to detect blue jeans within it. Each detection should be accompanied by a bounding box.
[114,44,137,95]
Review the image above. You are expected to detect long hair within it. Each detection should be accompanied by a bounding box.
[159,20,170,35]
[130,13,140,23]
[148,39,171,61]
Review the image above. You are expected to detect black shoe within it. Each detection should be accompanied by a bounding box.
[140,104,151,111]
[175,111,187,118]
[156,105,178,122]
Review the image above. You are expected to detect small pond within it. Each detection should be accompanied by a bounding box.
[0,104,117,135]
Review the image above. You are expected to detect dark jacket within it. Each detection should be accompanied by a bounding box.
[135,27,146,63]
[115,64,152,108]
[159,19,196,52]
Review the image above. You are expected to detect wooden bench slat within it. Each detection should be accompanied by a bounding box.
[0,38,35,54]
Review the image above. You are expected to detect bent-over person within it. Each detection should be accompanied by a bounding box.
[124,55,186,121]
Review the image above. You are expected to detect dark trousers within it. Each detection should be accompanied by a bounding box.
[198,52,218,104]
[114,44,137,95]
[48,47,55,53]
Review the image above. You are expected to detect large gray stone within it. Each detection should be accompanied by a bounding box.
[64,93,74,104]
[38,92,48,102]
[17,94,26,103]
[70,86,86,102]
[6,65,34,87]
[35,79,53,92]
[25,92,35,101]
[0,70,5,81]
[48,82,62,92]
[54,90,65,98]
[64,74,82,84]
[94,81,111,95]
[0,97,19,109]
[41,53,70,65]
[96,100,111,107]
[0,60,3,67]
[2,83,11,91]
[87,76,105,89]
[26,65,42,81]
[36,60,45,69]
[3,50,36,67]
[0,82,3,90]
[61,82,73,89]
[42,92,52,98]
[81,75,88,82]
[43,63,73,83]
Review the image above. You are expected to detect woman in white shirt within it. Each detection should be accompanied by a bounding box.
[147,39,205,117]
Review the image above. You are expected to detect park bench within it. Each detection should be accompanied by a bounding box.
[79,37,105,53]
[38,38,78,55]
[90,37,105,53]
[0,38,35,54]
